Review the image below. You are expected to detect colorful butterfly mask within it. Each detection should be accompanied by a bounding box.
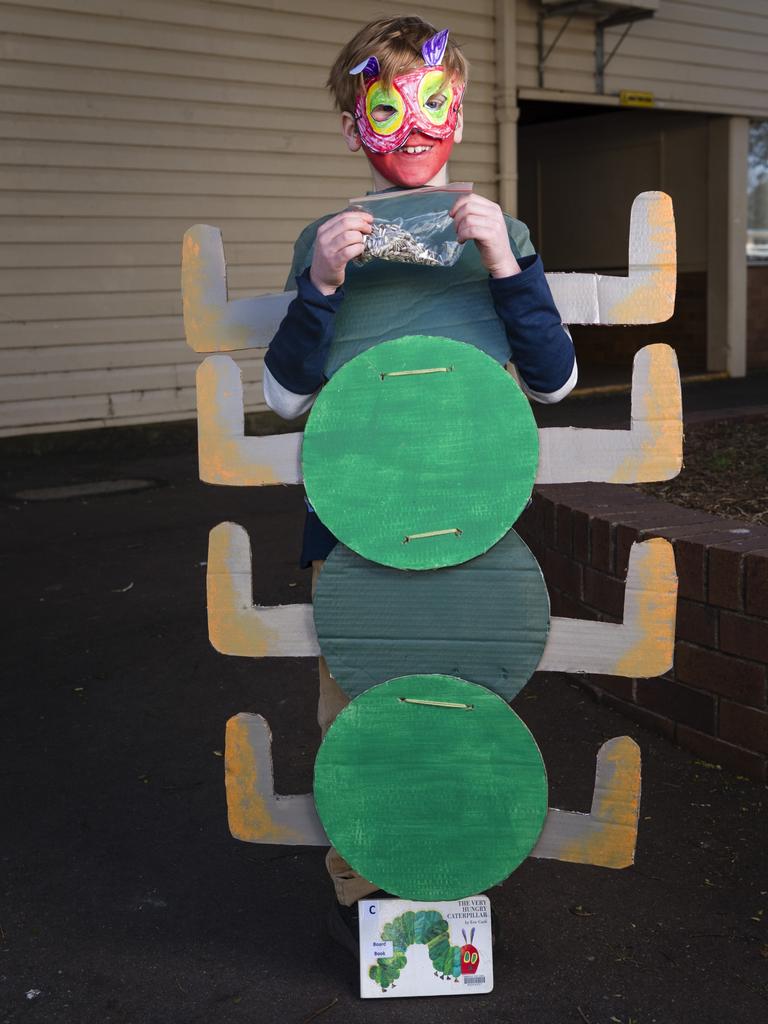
[350,30,465,155]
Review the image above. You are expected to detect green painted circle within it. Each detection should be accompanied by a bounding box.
[313,530,550,700]
[313,675,548,901]
[302,336,539,570]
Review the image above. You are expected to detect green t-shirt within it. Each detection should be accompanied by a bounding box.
[285,197,535,379]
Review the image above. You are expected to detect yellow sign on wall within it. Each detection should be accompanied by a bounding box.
[620,90,655,108]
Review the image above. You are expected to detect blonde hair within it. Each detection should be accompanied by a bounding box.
[327,16,469,113]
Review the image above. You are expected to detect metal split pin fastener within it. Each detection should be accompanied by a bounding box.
[398,698,474,710]
[402,528,462,544]
[380,366,453,380]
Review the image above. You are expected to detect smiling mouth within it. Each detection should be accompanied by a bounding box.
[400,144,434,155]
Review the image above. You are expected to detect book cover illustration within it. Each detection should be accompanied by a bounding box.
[358,896,494,998]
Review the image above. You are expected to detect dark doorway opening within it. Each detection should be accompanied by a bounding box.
[517,100,709,391]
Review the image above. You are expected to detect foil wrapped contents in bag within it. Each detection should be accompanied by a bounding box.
[351,182,473,269]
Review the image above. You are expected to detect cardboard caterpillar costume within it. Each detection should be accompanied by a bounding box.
[181,189,680,899]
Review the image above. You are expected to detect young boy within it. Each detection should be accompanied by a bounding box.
[262,16,577,921]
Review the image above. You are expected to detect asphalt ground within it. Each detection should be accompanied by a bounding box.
[2,376,767,1024]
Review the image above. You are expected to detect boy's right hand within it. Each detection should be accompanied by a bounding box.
[309,210,373,295]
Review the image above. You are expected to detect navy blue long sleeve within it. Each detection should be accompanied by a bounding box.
[264,267,342,395]
[488,254,575,396]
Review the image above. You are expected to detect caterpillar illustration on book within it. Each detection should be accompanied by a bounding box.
[366,911,478,991]
[181,190,681,906]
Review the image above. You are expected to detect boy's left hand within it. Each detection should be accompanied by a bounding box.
[450,193,520,279]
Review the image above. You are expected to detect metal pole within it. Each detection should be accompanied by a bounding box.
[537,8,544,88]
[595,21,604,94]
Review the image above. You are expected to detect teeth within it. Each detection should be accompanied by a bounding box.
[404,146,431,154]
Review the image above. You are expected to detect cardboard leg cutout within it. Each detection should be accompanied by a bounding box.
[225,713,328,845]
[539,537,677,676]
[207,525,676,681]
[207,522,318,657]
[182,191,675,356]
[196,356,302,486]
[224,712,641,870]
[546,191,676,325]
[182,225,292,352]
[536,344,682,484]
[196,344,681,489]
[530,737,641,869]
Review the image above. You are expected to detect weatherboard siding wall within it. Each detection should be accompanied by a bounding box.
[0,0,498,436]
[518,0,768,117]
[4,1,768,437]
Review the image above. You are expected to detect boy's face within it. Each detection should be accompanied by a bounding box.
[344,64,464,189]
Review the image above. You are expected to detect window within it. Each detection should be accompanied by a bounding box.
[748,120,768,263]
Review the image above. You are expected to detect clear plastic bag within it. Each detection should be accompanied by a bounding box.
[349,182,472,268]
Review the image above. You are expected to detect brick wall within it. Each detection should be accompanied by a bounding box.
[569,271,707,373]
[748,265,768,371]
[517,484,768,781]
